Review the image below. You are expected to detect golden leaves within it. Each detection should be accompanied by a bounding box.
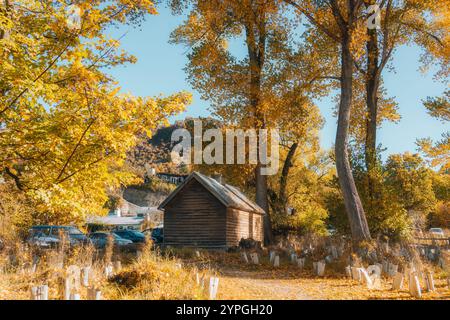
[0,1,190,221]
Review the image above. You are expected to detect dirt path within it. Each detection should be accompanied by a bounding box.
[218,269,315,300]
[215,267,450,300]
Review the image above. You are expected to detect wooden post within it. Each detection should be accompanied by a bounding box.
[30,285,48,300]
[317,261,326,276]
[360,269,373,289]
[195,273,200,285]
[345,266,352,278]
[392,272,404,290]
[39,285,49,300]
[375,263,383,276]
[425,271,435,292]
[314,261,325,277]
[82,267,90,287]
[297,258,305,269]
[367,265,382,278]
[64,277,71,300]
[104,264,113,278]
[250,253,259,265]
[94,290,102,300]
[269,251,275,263]
[371,275,382,290]
[87,287,102,300]
[290,253,297,264]
[195,273,205,289]
[273,255,280,267]
[351,267,361,281]
[67,265,81,293]
[30,256,39,274]
[241,252,249,263]
[30,286,38,300]
[71,293,81,300]
[409,272,422,298]
[209,277,219,300]
[382,260,389,275]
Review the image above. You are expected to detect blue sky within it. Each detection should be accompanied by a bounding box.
[108,6,448,159]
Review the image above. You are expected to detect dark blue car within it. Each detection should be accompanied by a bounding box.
[28,225,91,248]
[112,229,146,243]
[151,227,163,244]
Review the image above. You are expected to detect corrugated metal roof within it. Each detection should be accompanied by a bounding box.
[158,172,265,214]
[86,215,144,226]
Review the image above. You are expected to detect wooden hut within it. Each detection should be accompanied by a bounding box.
[158,172,265,249]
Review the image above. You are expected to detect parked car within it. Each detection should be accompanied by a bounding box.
[429,228,445,238]
[27,226,90,248]
[88,232,133,249]
[151,227,163,244]
[112,230,146,243]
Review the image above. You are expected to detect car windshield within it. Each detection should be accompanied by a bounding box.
[67,227,83,235]
[114,230,129,235]
[112,233,127,240]
[90,233,105,239]
[31,227,50,236]
[31,231,47,238]
[430,228,443,233]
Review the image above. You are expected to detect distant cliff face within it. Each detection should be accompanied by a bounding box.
[126,122,185,178]
[125,117,222,179]
[122,187,170,208]
[123,117,222,208]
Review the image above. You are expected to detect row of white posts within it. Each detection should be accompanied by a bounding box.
[346,262,437,298]
[30,260,121,300]
[241,251,325,276]
[196,273,219,300]
[32,259,221,300]
[346,265,382,290]
[391,269,436,298]
[243,249,443,298]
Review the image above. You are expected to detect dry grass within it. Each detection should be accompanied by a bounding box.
[166,247,450,300]
[0,241,209,300]
[104,247,208,300]
[216,267,450,300]
[0,238,449,300]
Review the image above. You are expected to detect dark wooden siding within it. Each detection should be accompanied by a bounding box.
[163,179,227,248]
[226,208,264,246]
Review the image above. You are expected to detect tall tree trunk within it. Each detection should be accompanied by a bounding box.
[256,163,272,244]
[335,33,372,242]
[267,142,298,214]
[279,142,298,210]
[245,13,273,245]
[365,12,380,203]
